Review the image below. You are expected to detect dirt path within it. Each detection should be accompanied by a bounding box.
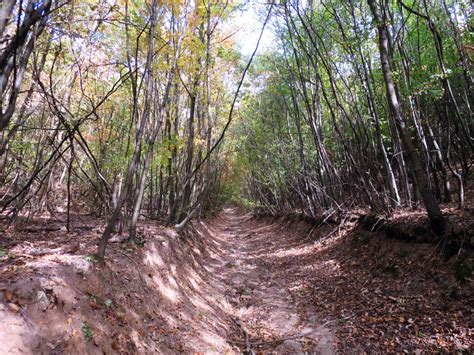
[203,207,335,353]
[1,206,337,354]
[3,206,469,353]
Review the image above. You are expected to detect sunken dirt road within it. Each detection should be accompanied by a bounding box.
[1,207,472,353]
[198,207,336,353]
[1,207,336,354]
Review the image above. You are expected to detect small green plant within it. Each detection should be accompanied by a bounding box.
[104,299,113,307]
[134,236,145,248]
[80,321,94,343]
[0,248,7,257]
[83,254,100,263]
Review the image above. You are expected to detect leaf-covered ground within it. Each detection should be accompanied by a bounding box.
[0,205,472,353]
[262,212,473,352]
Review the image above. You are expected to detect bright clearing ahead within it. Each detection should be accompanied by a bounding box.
[233,0,275,56]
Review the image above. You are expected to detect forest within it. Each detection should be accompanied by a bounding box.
[0,0,472,353]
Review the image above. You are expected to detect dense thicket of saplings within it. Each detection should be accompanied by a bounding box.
[0,0,472,258]
[234,0,471,238]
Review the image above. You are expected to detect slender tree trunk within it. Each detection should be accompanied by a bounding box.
[97,0,159,259]
[128,145,154,242]
[368,0,445,236]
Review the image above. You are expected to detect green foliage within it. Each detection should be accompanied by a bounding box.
[217,46,240,62]
[231,0,472,215]
[80,321,94,343]
[134,236,145,248]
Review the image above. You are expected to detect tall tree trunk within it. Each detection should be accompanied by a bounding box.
[97,0,159,259]
[368,0,445,236]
